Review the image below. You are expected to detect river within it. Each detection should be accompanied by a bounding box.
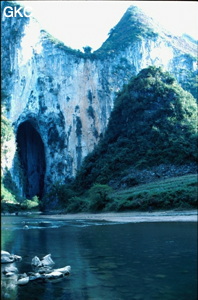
[1,214,197,300]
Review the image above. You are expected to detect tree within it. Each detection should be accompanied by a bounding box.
[83,46,92,54]
[88,184,112,211]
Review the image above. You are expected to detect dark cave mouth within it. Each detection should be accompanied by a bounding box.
[16,121,46,199]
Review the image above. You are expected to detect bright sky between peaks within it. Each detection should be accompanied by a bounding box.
[17,1,198,51]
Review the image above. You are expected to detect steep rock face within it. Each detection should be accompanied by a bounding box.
[1,2,197,198]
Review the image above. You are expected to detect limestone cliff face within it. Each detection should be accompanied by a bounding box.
[1,2,197,197]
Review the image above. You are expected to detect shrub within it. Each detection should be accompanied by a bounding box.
[1,183,17,204]
[87,184,113,211]
[21,196,39,210]
[66,196,89,212]
[41,183,77,210]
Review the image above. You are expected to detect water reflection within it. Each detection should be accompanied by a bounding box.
[1,216,197,300]
[1,262,18,300]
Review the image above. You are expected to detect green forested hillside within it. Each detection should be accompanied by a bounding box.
[74,66,197,192]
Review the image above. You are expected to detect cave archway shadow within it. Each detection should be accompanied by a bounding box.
[16,121,46,199]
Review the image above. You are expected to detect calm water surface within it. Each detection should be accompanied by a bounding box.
[1,215,197,300]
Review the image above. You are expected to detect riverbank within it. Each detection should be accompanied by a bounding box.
[14,210,196,223]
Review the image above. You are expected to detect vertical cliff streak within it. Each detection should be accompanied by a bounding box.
[1,4,196,197]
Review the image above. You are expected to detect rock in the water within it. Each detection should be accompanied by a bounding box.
[37,266,52,274]
[31,254,55,268]
[18,273,28,279]
[1,251,10,257]
[31,256,42,267]
[17,276,29,285]
[1,251,13,263]
[41,254,55,266]
[1,251,71,287]
[1,256,14,264]
[55,266,71,275]
[4,265,18,274]
[5,272,15,277]
[44,271,64,279]
[29,273,44,281]
[1,251,22,264]
[13,255,22,262]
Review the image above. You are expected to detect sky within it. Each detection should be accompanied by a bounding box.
[17,1,198,51]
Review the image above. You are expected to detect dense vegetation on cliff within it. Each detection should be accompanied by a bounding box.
[180,68,198,100]
[43,66,197,212]
[1,115,20,209]
[75,66,197,189]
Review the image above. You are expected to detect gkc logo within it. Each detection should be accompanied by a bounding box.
[3,6,32,17]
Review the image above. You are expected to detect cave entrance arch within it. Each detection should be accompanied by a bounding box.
[16,121,46,199]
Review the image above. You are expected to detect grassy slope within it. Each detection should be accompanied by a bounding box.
[107,174,197,211]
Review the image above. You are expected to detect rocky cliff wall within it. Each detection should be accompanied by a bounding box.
[1,2,197,197]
